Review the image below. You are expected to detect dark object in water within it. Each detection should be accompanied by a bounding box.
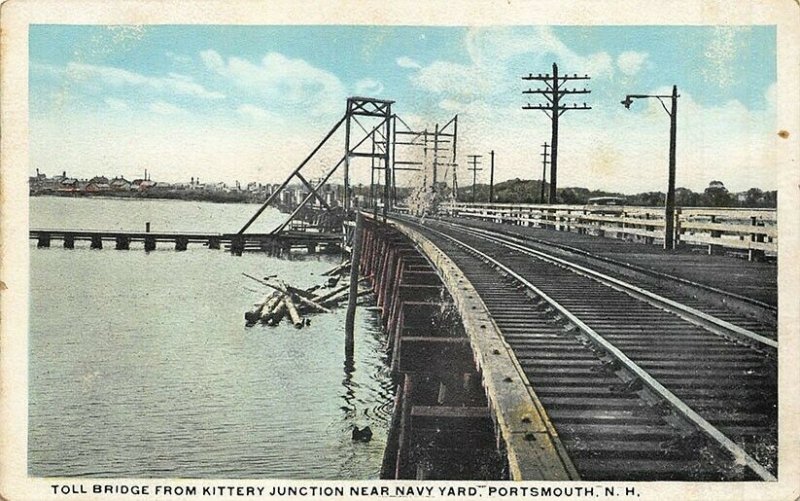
[352,425,372,442]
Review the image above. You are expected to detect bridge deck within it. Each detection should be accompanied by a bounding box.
[390,215,777,481]
[441,217,777,307]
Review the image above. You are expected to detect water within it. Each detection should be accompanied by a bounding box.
[28,196,394,479]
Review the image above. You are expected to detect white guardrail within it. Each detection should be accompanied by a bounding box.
[439,202,776,261]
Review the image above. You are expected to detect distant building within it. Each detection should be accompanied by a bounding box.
[85,182,111,192]
[89,175,110,185]
[110,177,131,191]
[58,178,79,192]
[130,179,157,191]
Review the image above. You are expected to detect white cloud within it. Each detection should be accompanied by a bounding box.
[413,61,500,99]
[354,78,384,96]
[617,51,648,76]
[396,56,421,69]
[65,62,225,100]
[165,51,193,65]
[200,50,346,117]
[410,27,613,106]
[200,49,224,71]
[148,101,184,115]
[464,27,614,79]
[236,103,284,124]
[104,97,128,111]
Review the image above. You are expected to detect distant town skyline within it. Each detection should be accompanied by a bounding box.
[30,25,776,193]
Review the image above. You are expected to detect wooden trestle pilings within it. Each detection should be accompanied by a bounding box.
[30,229,341,256]
[359,214,577,480]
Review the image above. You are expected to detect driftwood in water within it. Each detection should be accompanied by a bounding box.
[284,296,303,328]
[259,294,285,324]
[242,273,332,313]
[320,287,351,307]
[245,293,277,324]
[322,260,350,276]
[268,300,286,326]
[286,284,320,302]
[315,284,350,304]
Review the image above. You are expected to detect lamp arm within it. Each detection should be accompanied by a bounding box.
[655,97,672,117]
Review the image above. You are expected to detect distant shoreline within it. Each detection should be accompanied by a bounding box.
[29,190,261,205]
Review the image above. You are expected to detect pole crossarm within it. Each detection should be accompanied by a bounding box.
[521,62,592,204]
[523,104,592,111]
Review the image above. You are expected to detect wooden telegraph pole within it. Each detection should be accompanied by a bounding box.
[522,63,591,204]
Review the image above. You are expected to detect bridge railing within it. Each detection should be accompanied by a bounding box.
[439,202,777,260]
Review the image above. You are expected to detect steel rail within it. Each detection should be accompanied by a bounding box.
[440,216,777,314]
[444,222,777,351]
[410,219,777,481]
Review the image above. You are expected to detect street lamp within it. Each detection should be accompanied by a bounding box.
[620,85,679,250]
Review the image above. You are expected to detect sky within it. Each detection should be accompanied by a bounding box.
[29,24,776,193]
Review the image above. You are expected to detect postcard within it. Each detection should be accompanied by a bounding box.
[2,1,798,500]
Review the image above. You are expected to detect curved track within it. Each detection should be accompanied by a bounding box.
[396,215,777,481]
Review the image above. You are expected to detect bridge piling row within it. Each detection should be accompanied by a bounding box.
[30,230,341,255]
[359,216,506,480]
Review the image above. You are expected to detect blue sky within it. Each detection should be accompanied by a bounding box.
[29,24,777,192]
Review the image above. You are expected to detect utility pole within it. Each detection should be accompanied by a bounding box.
[621,85,680,249]
[467,154,483,203]
[452,166,459,202]
[540,142,550,203]
[432,123,440,191]
[522,63,591,204]
[489,150,495,203]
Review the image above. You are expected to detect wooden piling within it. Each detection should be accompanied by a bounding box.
[37,233,51,248]
[63,234,74,249]
[90,235,102,249]
[345,212,364,359]
[231,236,244,256]
[144,236,156,252]
[115,235,130,250]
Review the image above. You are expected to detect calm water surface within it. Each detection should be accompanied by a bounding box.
[29,197,394,478]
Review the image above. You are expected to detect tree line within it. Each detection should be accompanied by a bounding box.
[456,179,776,208]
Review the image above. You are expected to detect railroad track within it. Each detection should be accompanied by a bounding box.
[396,215,777,481]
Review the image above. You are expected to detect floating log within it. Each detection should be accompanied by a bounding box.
[284,296,304,329]
[322,260,350,276]
[316,284,350,303]
[320,287,351,307]
[245,293,278,324]
[242,273,332,313]
[268,300,286,326]
[286,284,321,301]
[259,294,285,324]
